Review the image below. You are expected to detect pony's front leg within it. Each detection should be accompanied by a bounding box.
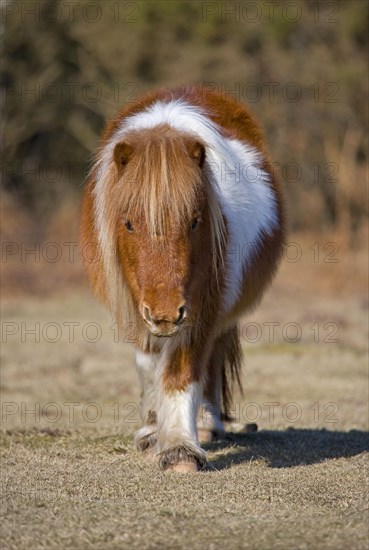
[156,348,207,472]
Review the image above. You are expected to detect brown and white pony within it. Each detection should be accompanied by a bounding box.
[80,86,285,472]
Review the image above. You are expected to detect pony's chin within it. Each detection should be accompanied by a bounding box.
[145,324,180,338]
[150,328,179,338]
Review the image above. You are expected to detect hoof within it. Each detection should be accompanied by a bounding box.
[159,445,207,471]
[166,459,200,473]
[225,421,258,433]
[136,432,157,454]
[198,428,216,443]
[142,445,157,461]
[244,423,258,433]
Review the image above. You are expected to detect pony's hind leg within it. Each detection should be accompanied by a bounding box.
[198,327,241,442]
[198,399,223,443]
[134,351,158,456]
[198,336,225,442]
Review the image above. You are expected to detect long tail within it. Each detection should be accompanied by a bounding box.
[221,325,243,421]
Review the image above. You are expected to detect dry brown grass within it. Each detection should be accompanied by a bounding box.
[1,232,368,549]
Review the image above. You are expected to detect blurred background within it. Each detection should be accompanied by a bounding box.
[1,0,368,294]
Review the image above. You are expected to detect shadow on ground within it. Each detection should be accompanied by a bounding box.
[204,428,369,470]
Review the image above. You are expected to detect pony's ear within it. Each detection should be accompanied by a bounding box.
[114,141,134,171]
[186,139,206,169]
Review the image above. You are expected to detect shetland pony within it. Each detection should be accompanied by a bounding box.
[80,86,285,472]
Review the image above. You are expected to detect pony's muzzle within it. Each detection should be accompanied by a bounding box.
[142,303,187,336]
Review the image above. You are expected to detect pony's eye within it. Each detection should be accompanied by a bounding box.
[125,220,133,232]
[191,218,199,231]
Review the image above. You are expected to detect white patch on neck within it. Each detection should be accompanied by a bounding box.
[94,99,278,313]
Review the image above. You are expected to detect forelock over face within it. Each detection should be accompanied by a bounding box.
[110,125,214,336]
[113,124,206,238]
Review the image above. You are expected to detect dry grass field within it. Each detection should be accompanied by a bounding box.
[1,232,368,549]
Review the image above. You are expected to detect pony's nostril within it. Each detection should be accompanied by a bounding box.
[177,306,186,324]
[143,303,186,327]
[143,305,152,323]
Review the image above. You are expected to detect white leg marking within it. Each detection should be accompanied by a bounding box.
[156,382,202,453]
